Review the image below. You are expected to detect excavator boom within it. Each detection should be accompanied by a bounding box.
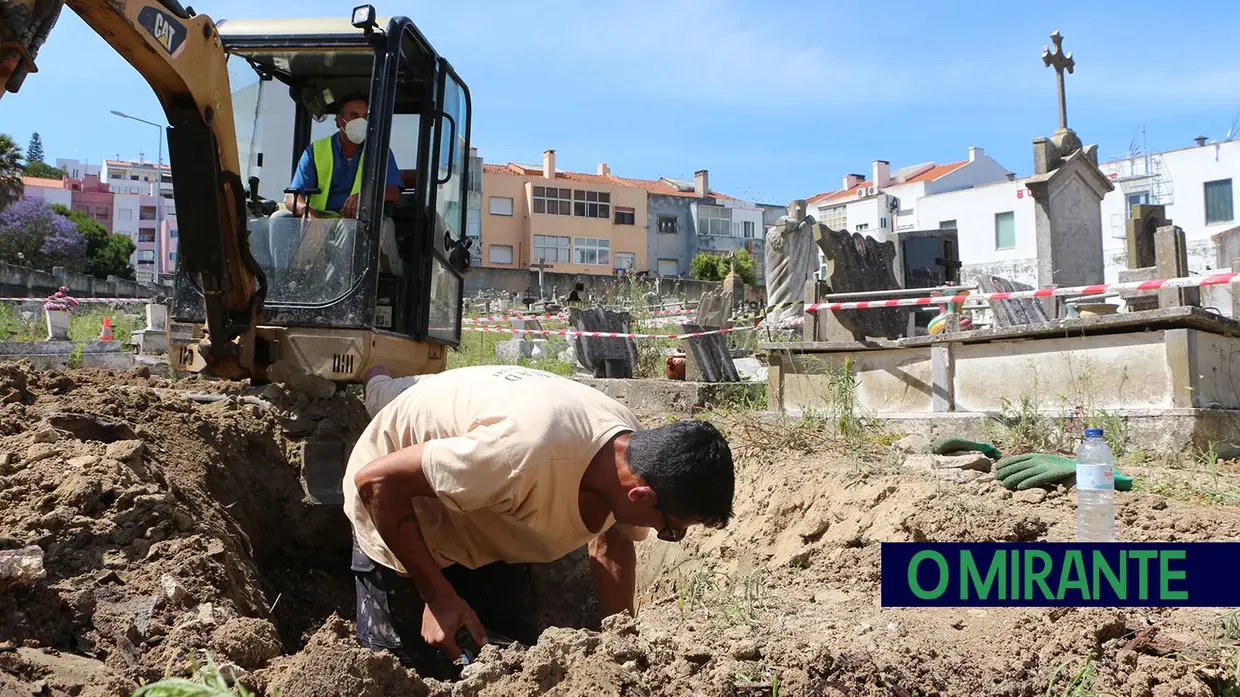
[2,0,263,379]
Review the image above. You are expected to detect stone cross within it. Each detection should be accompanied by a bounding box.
[1042,30,1075,131]
[530,258,551,298]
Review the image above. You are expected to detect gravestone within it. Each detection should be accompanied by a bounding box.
[1126,204,1170,270]
[677,288,738,383]
[568,307,638,379]
[1154,225,1200,308]
[722,270,746,313]
[978,275,1049,327]
[1025,31,1114,302]
[812,225,908,341]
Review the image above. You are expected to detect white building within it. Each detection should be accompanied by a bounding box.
[807,137,1240,291]
[1099,137,1239,276]
[55,158,101,180]
[20,176,73,208]
[805,147,1014,283]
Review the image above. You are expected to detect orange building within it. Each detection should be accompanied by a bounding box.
[480,149,742,276]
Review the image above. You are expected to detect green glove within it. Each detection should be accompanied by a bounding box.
[932,437,1002,461]
[995,453,1076,490]
[995,453,1135,492]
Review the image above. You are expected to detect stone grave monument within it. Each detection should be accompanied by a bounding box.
[1024,30,1114,315]
[807,225,908,341]
[1117,204,1173,311]
[763,199,817,327]
[568,307,638,379]
[676,288,739,383]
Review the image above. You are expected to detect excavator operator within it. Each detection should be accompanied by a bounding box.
[259,90,406,279]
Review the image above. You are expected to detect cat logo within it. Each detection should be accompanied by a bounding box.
[137,7,188,56]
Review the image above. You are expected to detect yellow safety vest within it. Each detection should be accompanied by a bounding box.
[308,134,364,213]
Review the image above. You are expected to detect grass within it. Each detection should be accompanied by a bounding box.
[1131,444,1240,507]
[675,564,765,629]
[1042,656,1119,697]
[0,303,141,344]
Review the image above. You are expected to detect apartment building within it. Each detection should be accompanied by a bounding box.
[103,156,177,282]
[482,149,773,279]
[55,158,102,180]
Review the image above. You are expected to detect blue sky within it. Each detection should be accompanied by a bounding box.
[3,0,1238,205]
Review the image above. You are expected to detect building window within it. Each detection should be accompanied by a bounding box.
[488,196,513,216]
[742,221,755,238]
[532,186,572,216]
[573,237,610,265]
[657,258,679,276]
[856,223,869,231]
[169,229,178,238]
[118,209,132,222]
[995,211,1016,249]
[658,215,678,234]
[615,252,636,272]
[614,207,635,225]
[487,245,514,264]
[169,252,177,262]
[96,208,109,218]
[139,232,156,243]
[572,190,611,219]
[1126,192,1150,218]
[110,171,123,179]
[819,205,846,231]
[939,219,957,229]
[698,205,732,236]
[129,175,139,181]
[1204,179,1234,225]
[533,234,571,263]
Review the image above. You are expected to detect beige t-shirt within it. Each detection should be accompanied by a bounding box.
[342,365,649,573]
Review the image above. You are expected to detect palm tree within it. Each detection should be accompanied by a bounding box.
[0,133,25,213]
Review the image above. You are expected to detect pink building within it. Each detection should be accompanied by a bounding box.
[66,174,114,234]
[21,176,73,208]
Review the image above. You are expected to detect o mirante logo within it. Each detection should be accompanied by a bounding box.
[879,542,1228,607]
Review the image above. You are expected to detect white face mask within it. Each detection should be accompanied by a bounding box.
[343,117,368,144]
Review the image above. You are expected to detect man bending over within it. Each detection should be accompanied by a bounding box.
[344,365,735,677]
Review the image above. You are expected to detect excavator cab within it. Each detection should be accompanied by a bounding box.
[168,8,473,387]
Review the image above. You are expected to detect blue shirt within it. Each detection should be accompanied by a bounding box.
[289,132,403,212]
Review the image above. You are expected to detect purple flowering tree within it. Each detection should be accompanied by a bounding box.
[0,198,87,271]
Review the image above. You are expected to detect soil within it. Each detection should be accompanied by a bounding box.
[2,360,1239,696]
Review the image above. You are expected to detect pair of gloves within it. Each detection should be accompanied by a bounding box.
[932,437,1133,492]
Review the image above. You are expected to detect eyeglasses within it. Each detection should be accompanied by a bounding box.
[657,508,687,542]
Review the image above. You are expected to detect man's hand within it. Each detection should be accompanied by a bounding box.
[422,593,487,660]
[341,194,360,219]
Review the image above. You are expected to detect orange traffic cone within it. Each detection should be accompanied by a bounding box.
[100,316,114,341]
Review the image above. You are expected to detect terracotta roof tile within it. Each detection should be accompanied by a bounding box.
[811,159,971,204]
[482,161,736,201]
[21,176,65,188]
[903,160,967,183]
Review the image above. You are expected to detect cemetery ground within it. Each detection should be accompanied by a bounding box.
[2,337,1240,696]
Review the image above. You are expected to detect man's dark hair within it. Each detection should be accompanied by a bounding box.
[335,91,370,113]
[627,419,734,528]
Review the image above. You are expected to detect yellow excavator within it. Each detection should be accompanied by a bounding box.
[2,0,475,501]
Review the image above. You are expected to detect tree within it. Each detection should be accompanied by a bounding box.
[689,248,757,286]
[0,198,87,270]
[0,134,23,213]
[24,161,66,180]
[51,203,136,279]
[27,132,44,164]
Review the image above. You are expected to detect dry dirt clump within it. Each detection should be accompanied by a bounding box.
[0,361,369,694]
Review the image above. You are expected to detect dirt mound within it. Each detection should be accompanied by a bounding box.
[0,360,367,693]
[3,363,1239,696]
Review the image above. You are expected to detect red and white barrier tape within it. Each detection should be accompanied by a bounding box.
[464,318,802,341]
[803,272,1240,313]
[0,297,151,304]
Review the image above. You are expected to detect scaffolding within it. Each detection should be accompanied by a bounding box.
[1104,124,1174,239]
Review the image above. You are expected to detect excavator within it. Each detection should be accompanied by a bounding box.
[1,0,475,502]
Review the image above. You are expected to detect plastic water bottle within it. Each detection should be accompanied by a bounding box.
[1075,427,1116,542]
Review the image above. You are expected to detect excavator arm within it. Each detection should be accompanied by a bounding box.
[1,0,263,380]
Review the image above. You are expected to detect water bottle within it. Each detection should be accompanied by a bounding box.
[1075,427,1116,542]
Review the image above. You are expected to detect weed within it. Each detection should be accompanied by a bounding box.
[675,565,764,628]
[1042,655,1119,697]
[132,651,275,697]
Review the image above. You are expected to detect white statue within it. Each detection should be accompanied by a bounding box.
[764,199,818,326]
